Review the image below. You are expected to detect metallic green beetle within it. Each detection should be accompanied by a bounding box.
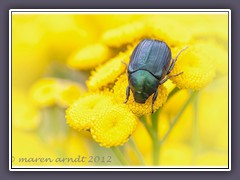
[124,38,187,113]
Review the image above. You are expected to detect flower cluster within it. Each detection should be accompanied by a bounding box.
[30,78,85,108]
[66,92,138,147]
[63,16,221,148]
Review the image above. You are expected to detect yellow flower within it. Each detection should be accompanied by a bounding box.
[67,43,113,70]
[113,75,168,117]
[65,93,113,131]
[57,81,85,107]
[37,14,94,62]
[147,17,191,47]
[66,92,138,147]
[170,44,216,90]
[91,103,138,147]
[30,78,84,108]
[101,21,147,48]
[86,51,130,91]
[30,78,59,107]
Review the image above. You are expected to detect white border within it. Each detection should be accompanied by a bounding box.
[9,9,231,172]
[228,10,231,171]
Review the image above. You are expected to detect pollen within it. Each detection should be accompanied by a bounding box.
[113,75,168,117]
[170,44,216,90]
[67,43,113,70]
[101,21,147,48]
[86,51,130,91]
[91,103,138,147]
[65,93,113,131]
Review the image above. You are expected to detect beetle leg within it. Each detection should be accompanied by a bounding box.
[159,72,183,85]
[124,86,130,103]
[152,90,158,113]
[167,46,188,74]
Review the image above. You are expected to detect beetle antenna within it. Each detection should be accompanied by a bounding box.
[175,46,188,60]
[121,60,128,67]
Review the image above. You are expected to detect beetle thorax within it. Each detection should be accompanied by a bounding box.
[128,70,159,104]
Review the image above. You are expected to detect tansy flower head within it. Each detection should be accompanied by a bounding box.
[101,21,147,48]
[57,81,85,107]
[86,51,130,91]
[65,92,113,131]
[67,43,113,70]
[148,18,191,47]
[91,104,138,147]
[30,78,84,108]
[170,44,216,90]
[29,78,59,107]
[113,75,168,117]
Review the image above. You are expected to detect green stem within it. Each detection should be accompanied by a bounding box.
[152,108,160,131]
[168,86,180,100]
[149,86,179,165]
[152,136,160,165]
[129,138,145,165]
[151,108,160,165]
[160,91,198,145]
[111,147,128,165]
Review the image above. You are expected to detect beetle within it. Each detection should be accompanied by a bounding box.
[124,38,187,113]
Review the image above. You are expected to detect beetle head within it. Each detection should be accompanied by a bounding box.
[128,70,159,104]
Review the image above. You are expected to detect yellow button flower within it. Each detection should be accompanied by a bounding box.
[113,75,168,117]
[91,103,138,148]
[87,51,130,91]
[30,78,84,108]
[101,21,147,48]
[57,81,85,107]
[66,92,138,147]
[148,17,191,47]
[30,78,59,107]
[67,43,113,70]
[65,93,113,131]
[170,44,216,90]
